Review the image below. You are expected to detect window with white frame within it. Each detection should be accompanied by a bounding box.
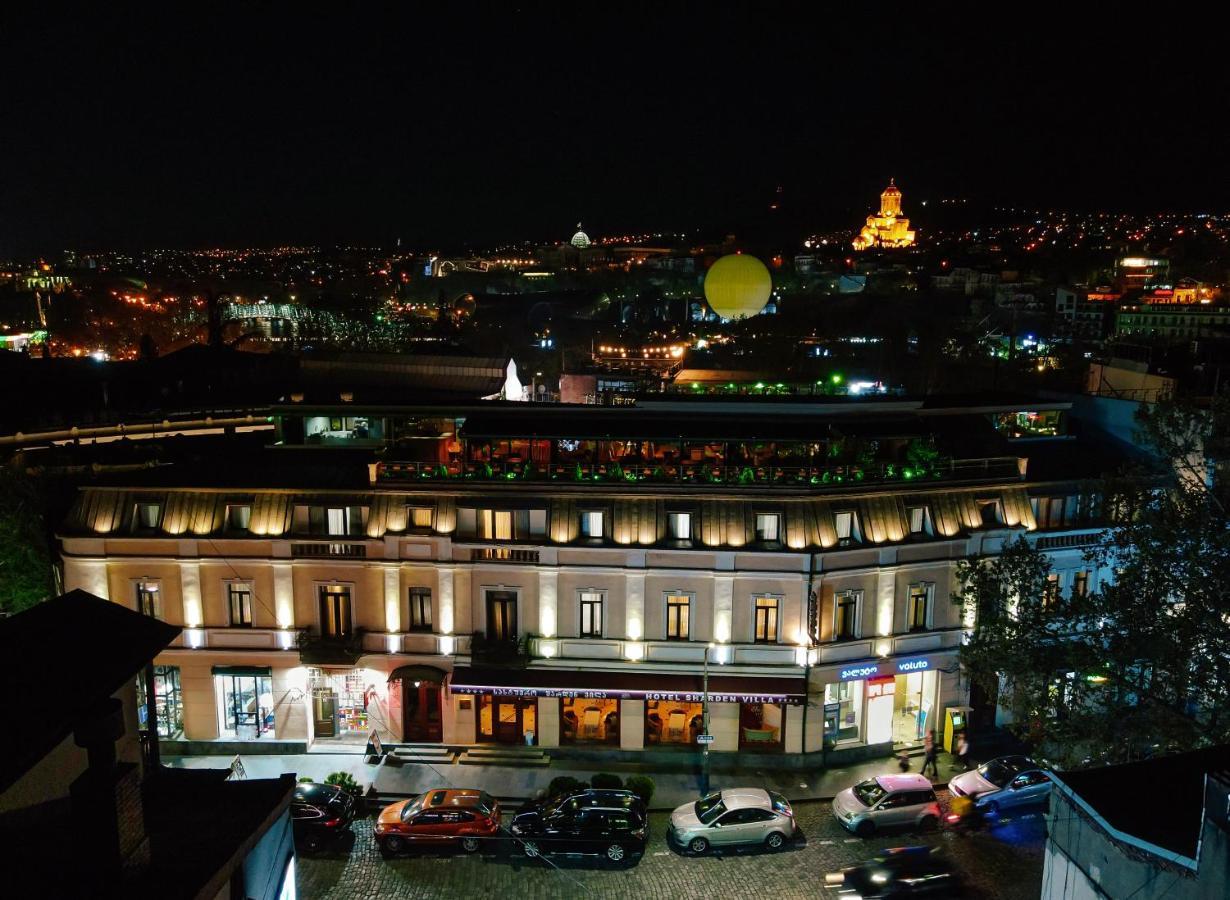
[408,587,432,631]
[580,510,605,539]
[908,583,932,631]
[479,509,514,541]
[1043,573,1062,608]
[907,505,929,536]
[666,593,691,640]
[136,581,162,619]
[228,582,254,627]
[1071,571,1089,599]
[834,589,861,640]
[134,502,162,530]
[755,513,781,543]
[668,512,692,541]
[579,591,604,637]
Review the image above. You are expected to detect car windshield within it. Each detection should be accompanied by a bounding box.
[853,779,887,808]
[978,761,1016,788]
[400,794,427,822]
[477,792,497,815]
[695,793,727,824]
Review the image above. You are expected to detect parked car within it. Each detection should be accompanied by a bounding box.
[831,774,941,837]
[374,788,501,855]
[949,756,1052,816]
[291,782,357,853]
[510,798,648,863]
[517,788,645,821]
[668,788,796,854]
[825,846,962,898]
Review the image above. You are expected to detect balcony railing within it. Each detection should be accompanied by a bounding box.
[298,628,366,665]
[470,546,540,563]
[377,456,1022,488]
[291,541,367,558]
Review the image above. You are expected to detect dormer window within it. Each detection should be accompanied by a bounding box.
[226,504,252,531]
[408,506,434,530]
[134,502,162,531]
[580,510,605,539]
[755,513,781,543]
[668,512,692,541]
[906,505,931,536]
[834,510,860,544]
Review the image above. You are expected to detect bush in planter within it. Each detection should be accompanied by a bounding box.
[325,771,363,799]
[625,775,655,806]
[297,776,315,783]
[547,775,586,799]
[590,772,623,790]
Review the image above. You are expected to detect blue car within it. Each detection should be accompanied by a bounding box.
[948,756,1052,816]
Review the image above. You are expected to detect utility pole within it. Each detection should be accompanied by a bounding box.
[701,643,711,796]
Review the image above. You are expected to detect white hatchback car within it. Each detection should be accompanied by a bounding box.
[831,773,941,837]
[669,788,796,854]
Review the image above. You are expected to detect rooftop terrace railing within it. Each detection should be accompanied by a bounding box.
[377,456,1023,487]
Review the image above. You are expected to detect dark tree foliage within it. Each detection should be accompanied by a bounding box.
[954,397,1230,768]
[0,465,55,614]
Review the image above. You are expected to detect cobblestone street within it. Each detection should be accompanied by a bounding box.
[298,796,1046,899]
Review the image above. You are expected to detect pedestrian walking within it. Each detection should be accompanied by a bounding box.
[922,730,939,777]
[956,733,971,770]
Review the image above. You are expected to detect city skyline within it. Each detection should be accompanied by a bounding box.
[3,8,1229,256]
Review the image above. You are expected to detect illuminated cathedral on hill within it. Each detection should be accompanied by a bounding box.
[852,179,916,250]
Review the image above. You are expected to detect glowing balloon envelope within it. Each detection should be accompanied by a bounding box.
[703,253,772,319]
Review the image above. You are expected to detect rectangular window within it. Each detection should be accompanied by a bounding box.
[408,506,434,529]
[228,583,254,626]
[136,581,161,619]
[755,513,780,542]
[754,596,779,643]
[907,506,927,535]
[326,507,348,536]
[408,587,432,631]
[666,594,690,640]
[977,499,1003,527]
[1071,571,1089,599]
[480,509,514,541]
[834,511,856,542]
[580,511,604,539]
[225,504,252,531]
[319,585,353,637]
[135,502,162,530]
[579,591,604,638]
[1033,497,1067,529]
[908,584,931,631]
[668,512,692,540]
[834,590,860,640]
[1043,574,1061,608]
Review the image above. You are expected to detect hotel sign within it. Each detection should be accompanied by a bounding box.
[838,655,935,681]
[449,684,805,706]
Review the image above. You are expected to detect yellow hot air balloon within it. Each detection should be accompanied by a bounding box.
[703,253,772,319]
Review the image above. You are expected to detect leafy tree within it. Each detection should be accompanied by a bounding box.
[0,465,55,615]
[954,396,1230,768]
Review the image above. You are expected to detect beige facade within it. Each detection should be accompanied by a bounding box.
[59,474,1098,757]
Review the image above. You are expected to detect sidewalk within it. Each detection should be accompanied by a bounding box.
[164,750,970,811]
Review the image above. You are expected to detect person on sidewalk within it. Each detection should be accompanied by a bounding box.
[955,733,971,770]
[922,730,939,778]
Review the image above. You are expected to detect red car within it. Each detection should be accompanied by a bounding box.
[375,788,501,855]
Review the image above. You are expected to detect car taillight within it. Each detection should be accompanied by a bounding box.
[323,818,341,827]
[633,827,647,839]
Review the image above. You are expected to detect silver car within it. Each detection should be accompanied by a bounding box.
[949,756,1052,816]
[669,788,796,853]
[831,773,941,836]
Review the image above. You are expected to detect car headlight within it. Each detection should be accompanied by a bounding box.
[511,825,522,835]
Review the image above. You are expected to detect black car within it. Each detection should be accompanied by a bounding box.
[510,804,648,864]
[291,782,357,853]
[828,846,961,898]
[517,788,645,819]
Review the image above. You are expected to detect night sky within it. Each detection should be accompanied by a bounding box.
[2,7,1227,256]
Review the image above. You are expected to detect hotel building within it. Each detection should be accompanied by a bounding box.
[57,397,1108,762]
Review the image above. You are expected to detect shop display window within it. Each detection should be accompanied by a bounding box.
[560,697,619,744]
[824,680,863,743]
[137,665,183,739]
[645,700,703,746]
[739,702,784,749]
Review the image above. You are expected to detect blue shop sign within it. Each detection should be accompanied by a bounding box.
[838,656,932,681]
[896,657,931,673]
[839,663,881,681]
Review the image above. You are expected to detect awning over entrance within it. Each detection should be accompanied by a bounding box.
[449,666,807,706]
[211,665,273,677]
[388,664,448,685]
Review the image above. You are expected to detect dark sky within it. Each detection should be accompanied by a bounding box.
[2,7,1227,256]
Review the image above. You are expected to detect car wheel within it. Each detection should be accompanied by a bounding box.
[382,835,405,856]
[984,801,1000,818]
[919,815,938,833]
[855,819,875,838]
[606,844,626,862]
[461,837,481,853]
[302,832,324,854]
[765,831,786,851]
[688,836,709,854]
[522,840,540,858]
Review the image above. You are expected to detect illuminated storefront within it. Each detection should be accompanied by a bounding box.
[310,668,386,741]
[213,666,274,739]
[562,696,619,744]
[823,655,946,749]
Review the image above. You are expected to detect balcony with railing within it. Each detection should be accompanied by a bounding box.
[291,541,368,558]
[298,628,367,665]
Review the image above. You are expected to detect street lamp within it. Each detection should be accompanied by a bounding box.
[702,642,713,796]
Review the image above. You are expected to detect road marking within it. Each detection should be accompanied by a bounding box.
[843,838,860,843]
[653,851,669,856]
[819,840,835,845]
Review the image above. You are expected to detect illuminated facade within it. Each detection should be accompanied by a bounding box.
[853,179,916,250]
[57,399,1109,760]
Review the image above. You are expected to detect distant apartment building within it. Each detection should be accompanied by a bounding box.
[1113,255,1169,291]
[58,398,1112,763]
[931,267,999,294]
[1055,286,1120,338]
[1116,302,1230,340]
